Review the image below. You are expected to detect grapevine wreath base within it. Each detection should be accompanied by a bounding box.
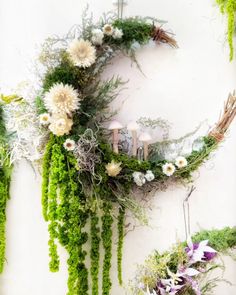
[0,11,236,295]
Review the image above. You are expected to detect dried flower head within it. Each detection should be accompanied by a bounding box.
[175,156,188,168]
[103,24,114,36]
[162,163,176,176]
[44,83,80,115]
[63,138,76,151]
[91,28,104,45]
[67,39,96,68]
[106,160,122,177]
[49,114,73,136]
[39,113,51,125]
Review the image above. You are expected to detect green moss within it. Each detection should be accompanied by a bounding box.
[117,207,125,285]
[102,202,113,295]
[111,18,153,48]
[90,211,101,295]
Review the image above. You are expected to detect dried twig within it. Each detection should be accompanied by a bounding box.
[209,91,236,142]
[151,26,178,48]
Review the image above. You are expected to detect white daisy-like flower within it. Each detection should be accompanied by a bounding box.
[162,163,176,177]
[49,114,73,136]
[91,28,104,45]
[63,138,76,151]
[67,39,96,68]
[133,171,146,186]
[175,156,188,168]
[39,113,51,125]
[113,28,123,39]
[145,170,155,182]
[103,24,114,36]
[44,83,80,115]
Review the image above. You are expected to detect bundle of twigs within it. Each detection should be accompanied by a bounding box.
[209,91,236,142]
[151,26,178,48]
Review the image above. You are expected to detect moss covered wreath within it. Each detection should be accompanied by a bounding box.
[1,11,236,295]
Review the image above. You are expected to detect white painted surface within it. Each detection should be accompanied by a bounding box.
[0,0,236,294]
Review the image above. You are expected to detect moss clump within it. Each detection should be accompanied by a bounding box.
[117,207,125,285]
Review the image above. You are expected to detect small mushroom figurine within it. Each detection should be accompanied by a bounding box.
[139,132,152,160]
[108,120,123,154]
[127,121,139,157]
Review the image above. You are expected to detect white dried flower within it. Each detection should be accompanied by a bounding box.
[175,156,188,168]
[103,24,114,36]
[44,83,80,115]
[106,160,122,177]
[63,139,76,151]
[133,172,146,186]
[91,28,104,45]
[49,114,73,136]
[67,39,96,68]
[162,163,176,177]
[145,170,155,182]
[113,28,123,39]
[39,113,51,125]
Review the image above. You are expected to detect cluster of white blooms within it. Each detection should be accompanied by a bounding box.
[40,83,80,136]
[91,24,123,46]
[132,170,155,187]
[162,156,188,177]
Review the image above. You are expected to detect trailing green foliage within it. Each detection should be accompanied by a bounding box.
[90,211,101,295]
[192,226,236,252]
[216,0,236,60]
[117,207,125,285]
[101,202,113,295]
[0,105,12,274]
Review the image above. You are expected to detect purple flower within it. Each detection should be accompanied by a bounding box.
[185,238,217,264]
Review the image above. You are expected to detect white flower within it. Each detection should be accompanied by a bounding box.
[133,172,146,186]
[113,28,123,39]
[49,114,73,136]
[91,28,104,45]
[162,163,176,176]
[175,156,188,168]
[44,83,80,115]
[103,24,114,36]
[67,39,96,68]
[63,139,76,151]
[145,170,155,182]
[39,113,51,125]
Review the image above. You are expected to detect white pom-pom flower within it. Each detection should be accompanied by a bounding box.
[175,156,188,168]
[49,114,73,136]
[145,170,155,182]
[133,172,146,186]
[162,163,176,177]
[103,24,114,36]
[67,39,96,68]
[39,113,51,125]
[63,139,76,151]
[91,28,104,45]
[44,83,80,115]
[113,28,123,39]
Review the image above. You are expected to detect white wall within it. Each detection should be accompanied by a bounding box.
[0,0,236,294]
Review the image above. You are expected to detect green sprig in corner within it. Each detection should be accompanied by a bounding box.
[0,105,12,273]
[216,0,236,60]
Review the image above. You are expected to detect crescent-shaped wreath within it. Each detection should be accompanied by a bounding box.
[0,12,236,295]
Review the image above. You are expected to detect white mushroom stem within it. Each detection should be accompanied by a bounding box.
[127,121,140,157]
[108,120,123,154]
[139,132,152,160]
